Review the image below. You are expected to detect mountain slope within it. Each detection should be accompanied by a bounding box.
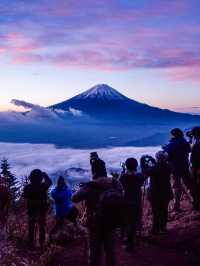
[51,84,200,123]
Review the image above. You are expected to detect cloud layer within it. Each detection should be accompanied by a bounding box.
[0,99,82,123]
[0,142,159,184]
[0,0,200,81]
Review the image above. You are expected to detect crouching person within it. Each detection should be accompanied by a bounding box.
[50,176,78,241]
[72,171,123,266]
[24,169,52,251]
[148,152,173,234]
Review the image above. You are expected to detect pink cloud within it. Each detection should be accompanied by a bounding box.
[0,0,199,83]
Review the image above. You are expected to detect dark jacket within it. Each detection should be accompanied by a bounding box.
[191,142,200,169]
[72,177,122,227]
[120,173,144,206]
[164,137,190,176]
[51,186,72,218]
[149,162,173,203]
[24,173,52,216]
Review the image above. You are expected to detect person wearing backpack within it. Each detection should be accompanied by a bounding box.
[72,165,123,266]
[24,169,52,251]
[163,128,192,212]
[147,151,173,234]
[50,176,78,241]
[190,127,200,211]
[120,158,144,252]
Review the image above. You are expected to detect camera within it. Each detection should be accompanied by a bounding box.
[186,127,200,140]
[140,155,156,172]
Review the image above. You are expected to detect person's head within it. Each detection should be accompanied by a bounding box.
[155,151,168,163]
[92,159,107,180]
[90,152,99,164]
[29,169,43,184]
[125,158,138,172]
[171,128,184,138]
[57,176,67,188]
[192,126,200,140]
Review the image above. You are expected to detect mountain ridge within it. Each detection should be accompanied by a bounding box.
[51,84,200,122]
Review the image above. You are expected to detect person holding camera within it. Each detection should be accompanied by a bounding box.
[163,128,191,212]
[24,169,52,251]
[72,164,121,266]
[120,158,144,251]
[147,152,173,234]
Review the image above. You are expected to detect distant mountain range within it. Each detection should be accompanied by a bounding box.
[0,84,199,148]
[51,84,200,123]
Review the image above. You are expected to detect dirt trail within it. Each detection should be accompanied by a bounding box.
[48,236,195,266]
[1,198,200,266]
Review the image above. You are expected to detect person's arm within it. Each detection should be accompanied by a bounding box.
[42,172,52,189]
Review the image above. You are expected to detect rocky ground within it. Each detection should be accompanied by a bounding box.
[0,196,200,266]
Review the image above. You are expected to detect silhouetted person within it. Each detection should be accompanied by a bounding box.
[148,151,173,234]
[0,177,11,240]
[72,160,121,266]
[163,128,191,211]
[50,176,78,241]
[190,127,200,210]
[24,169,52,251]
[120,158,144,251]
[90,152,107,180]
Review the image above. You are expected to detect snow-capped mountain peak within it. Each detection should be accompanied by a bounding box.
[74,84,128,101]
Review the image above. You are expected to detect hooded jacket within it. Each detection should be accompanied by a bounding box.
[164,137,191,176]
[51,186,73,218]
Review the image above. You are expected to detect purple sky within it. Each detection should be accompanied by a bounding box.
[0,0,200,113]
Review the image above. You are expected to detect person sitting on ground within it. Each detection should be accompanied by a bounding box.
[147,151,173,234]
[190,127,200,211]
[163,128,192,212]
[0,176,11,240]
[120,158,144,252]
[72,160,123,266]
[24,169,52,251]
[50,176,79,241]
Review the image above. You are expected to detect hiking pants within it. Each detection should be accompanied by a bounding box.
[173,168,193,210]
[126,203,141,249]
[89,226,116,266]
[28,213,46,246]
[152,200,169,232]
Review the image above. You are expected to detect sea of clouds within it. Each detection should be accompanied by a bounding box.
[0,142,159,185]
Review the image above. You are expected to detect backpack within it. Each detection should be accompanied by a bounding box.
[96,179,127,229]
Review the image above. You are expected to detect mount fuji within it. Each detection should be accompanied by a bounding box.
[1,84,199,148]
[51,84,199,123]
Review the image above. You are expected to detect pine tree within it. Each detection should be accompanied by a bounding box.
[1,158,19,202]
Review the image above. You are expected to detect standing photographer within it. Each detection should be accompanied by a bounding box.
[163,128,191,212]
[190,127,200,210]
[24,169,52,251]
[146,152,173,234]
[120,158,144,251]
